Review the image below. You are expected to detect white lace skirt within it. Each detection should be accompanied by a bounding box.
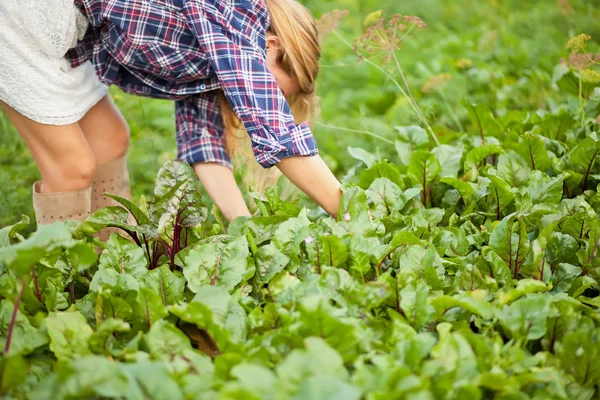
[0,0,107,125]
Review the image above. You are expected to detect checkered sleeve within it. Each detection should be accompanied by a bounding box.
[175,91,232,169]
[183,2,318,168]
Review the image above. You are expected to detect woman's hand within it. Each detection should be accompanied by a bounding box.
[276,155,342,218]
[193,163,252,222]
[194,155,341,222]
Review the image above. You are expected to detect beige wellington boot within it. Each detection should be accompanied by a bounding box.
[32,182,92,225]
[92,155,135,241]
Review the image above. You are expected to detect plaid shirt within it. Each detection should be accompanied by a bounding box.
[68,0,318,168]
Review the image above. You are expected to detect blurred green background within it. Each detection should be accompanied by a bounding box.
[1,0,599,227]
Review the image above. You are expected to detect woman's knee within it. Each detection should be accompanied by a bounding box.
[79,96,131,163]
[50,153,97,192]
[112,117,131,158]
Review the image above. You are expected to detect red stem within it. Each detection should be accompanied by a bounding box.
[170,212,181,272]
[69,281,75,305]
[315,242,322,274]
[32,270,41,303]
[4,279,26,355]
[422,163,427,207]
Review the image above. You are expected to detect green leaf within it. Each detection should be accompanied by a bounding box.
[154,159,199,198]
[430,323,479,382]
[263,186,302,217]
[519,222,556,282]
[407,150,442,188]
[153,160,207,245]
[547,232,580,266]
[88,318,132,356]
[145,319,192,360]
[407,150,442,206]
[0,299,48,357]
[75,206,138,238]
[320,234,350,268]
[498,279,550,304]
[105,194,149,226]
[98,234,147,278]
[180,236,252,293]
[516,132,551,172]
[396,245,443,289]
[140,286,169,329]
[349,235,385,277]
[431,290,493,319]
[366,178,420,218]
[489,214,530,278]
[432,227,470,257]
[482,246,513,285]
[348,147,378,168]
[297,296,362,362]
[277,336,350,392]
[583,221,600,266]
[227,363,278,396]
[294,376,362,400]
[570,137,600,190]
[338,186,370,221]
[0,215,30,248]
[485,175,515,219]
[399,281,435,330]
[557,323,600,387]
[395,125,429,166]
[359,160,403,189]
[559,197,597,239]
[523,172,564,205]
[170,285,245,350]
[498,294,551,340]
[254,243,290,285]
[46,310,93,360]
[439,178,475,202]
[550,263,582,293]
[461,100,504,140]
[65,242,98,273]
[0,222,76,276]
[0,355,28,393]
[497,151,530,187]
[432,145,464,178]
[238,215,288,245]
[464,145,504,169]
[272,210,311,261]
[123,360,185,400]
[142,265,186,305]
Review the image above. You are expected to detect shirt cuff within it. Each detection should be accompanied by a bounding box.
[177,134,233,169]
[253,122,319,168]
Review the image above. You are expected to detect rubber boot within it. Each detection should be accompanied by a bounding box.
[32,181,91,225]
[91,155,135,241]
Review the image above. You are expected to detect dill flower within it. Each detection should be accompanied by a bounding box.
[316,9,350,39]
[456,58,473,70]
[566,34,592,54]
[581,68,600,83]
[353,13,426,65]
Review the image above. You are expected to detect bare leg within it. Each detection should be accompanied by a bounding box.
[0,101,97,193]
[78,95,130,164]
[76,95,135,235]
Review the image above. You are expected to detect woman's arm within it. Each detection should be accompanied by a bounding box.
[193,163,251,222]
[277,155,342,218]
[194,155,342,222]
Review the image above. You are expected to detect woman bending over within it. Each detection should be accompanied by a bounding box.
[0,0,342,228]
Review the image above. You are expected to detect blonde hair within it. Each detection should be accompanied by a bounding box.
[219,0,321,193]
